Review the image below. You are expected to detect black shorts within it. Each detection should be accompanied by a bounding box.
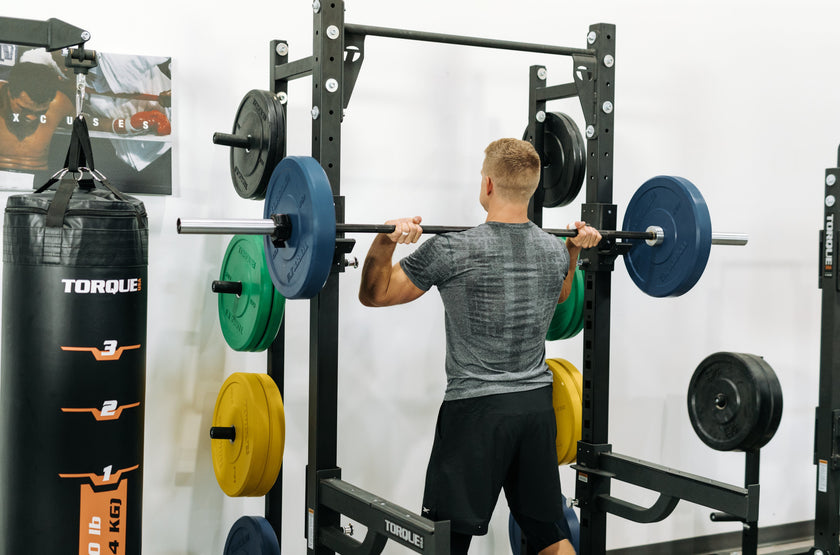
[421,386,566,539]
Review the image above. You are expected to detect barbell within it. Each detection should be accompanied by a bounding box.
[177,156,748,299]
[179,217,745,246]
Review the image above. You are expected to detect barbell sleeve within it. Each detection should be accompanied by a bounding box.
[176,218,747,246]
[178,218,275,235]
[709,233,749,246]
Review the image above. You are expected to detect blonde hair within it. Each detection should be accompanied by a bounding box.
[482,138,541,203]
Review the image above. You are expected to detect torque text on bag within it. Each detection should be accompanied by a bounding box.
[61,279,142,294]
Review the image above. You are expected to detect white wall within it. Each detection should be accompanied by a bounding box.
[1,0,838,553]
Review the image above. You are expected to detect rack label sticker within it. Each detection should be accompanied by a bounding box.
[819,459,828,493]
[824,215,834,277]
[308,508,315,550]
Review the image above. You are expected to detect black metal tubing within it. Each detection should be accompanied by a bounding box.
[597,452,758,522]
[320,478,451,554]
[273,56,315,82]
[344,23,594,57]
[264,40,289,549]
[598,493,680,524]
[0,16,89,51]
[709,450,761,555]
[741,449,760,554]
[526,65,547,227]
[536,82,579,102]
[812,157,840,554]
[320,526,388,555]
[306,3,345,553]
[576,24,616,555]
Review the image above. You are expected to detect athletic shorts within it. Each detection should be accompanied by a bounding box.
[421,386,566,539]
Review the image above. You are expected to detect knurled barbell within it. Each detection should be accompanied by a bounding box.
[178,156,748,299]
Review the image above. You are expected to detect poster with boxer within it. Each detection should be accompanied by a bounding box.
[0,44,172,195]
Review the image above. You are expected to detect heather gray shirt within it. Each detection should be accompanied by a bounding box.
[400,221,570,401]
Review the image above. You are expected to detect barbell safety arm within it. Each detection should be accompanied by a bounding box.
[176,217,747,246]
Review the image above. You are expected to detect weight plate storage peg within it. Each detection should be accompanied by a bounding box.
[687,352,783,452]
[217,235,286,352]
[263,156,336,299]
[211,373,285,497]
[547,358,582,465]
[223,515,281,555]
[622,175,713,297]
[524,112,585,208]
[214,89,286,200]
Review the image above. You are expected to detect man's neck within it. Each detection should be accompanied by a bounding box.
[485,203,530,224]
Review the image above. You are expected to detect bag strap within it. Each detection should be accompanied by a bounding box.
[89,169,132,202]
[35,115,133,205]
[36,116,96,193]
[66,116,96,189]
[45,175,80,228]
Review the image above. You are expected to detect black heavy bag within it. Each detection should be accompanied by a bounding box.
[0,169,148,555]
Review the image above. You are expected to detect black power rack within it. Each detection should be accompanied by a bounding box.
[260,3,766,554]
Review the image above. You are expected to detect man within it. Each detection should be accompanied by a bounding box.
[0,61,72,172]
[359,138,602,554]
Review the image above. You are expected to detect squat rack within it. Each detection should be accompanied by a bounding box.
[262,2,761,554]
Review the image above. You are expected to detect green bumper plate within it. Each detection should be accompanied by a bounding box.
[218,235,285,351]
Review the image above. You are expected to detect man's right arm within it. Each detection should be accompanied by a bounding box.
[358,216,425,307]
[558,221,602,303]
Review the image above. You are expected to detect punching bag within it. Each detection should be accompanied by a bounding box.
[0,171,148,554]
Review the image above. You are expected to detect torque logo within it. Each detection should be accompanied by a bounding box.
[826,214,834,276]
[61,340,141,361]
[61,278,142,294]
[384,520,424,549]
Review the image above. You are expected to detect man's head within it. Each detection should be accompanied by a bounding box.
[480,138,541,207]
[4,62,62,140]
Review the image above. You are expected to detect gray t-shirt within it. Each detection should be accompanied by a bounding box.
[400,221,570,401]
